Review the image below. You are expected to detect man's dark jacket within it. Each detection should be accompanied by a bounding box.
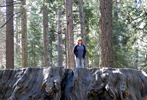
[73,45,86,58]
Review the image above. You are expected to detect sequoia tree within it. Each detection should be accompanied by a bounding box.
[78,0,89,68]
[99,0,113,67]
[0,27,2,69]
[57,5,62,67]
[0,10,2,69]
[43,1,50,67]
[6,0,14,69]
[21,0,28,68]
[66,0,75,68]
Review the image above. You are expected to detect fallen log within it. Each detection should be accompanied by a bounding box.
[0,67,147,100]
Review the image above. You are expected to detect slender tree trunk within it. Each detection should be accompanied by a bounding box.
[134,41,138,70]
[0,10,3,69]
[48,17,53,67]
[78,0,89,68]
[21,0,28,68]
[134,48,138,70]
[57,6,63,67]
[64,28,68,68]
[99,0,113,67]
[33,43,36,67]
[49,38,53,67]
[0,52,2,69]
[6,0,14,69]
[16,19,20,54]
[0,30,2,69]
[43,2,49,67]
[79,0,86,44]
[113,0,118,67]
[66,0,75,68]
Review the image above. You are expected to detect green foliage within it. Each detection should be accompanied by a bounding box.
[112,0,147,69]
[1,0,147,70]
[27,5,44,67]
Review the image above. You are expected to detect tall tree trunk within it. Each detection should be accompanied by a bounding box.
[48,17,53,67]
[66,0,75,68]
[0,29,2,69]
[113,0,118,67]
[16,19,20,54]
[78,0,89,68]
[57,6,63,67]
[64,0,68,68]
[99,0,113,67]
[33,43,36,67]
[6,0,14,69]
[134,41,138,70]
[43,2,49,67]
[21,0,28,68]
[49,37,53,67]
[0,10,3,69]
[134,48,138,70]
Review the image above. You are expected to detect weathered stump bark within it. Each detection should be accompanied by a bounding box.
[0,67,147,100]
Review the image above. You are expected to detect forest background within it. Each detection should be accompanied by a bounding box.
[0,0,147,70]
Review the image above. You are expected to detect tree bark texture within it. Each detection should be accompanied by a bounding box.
[134,47,138,70]
[66,0,75,68]
[78,0,89,68]
[21,0,28,68]
[16,18,20,54]
[0,67,147,100]
[6,0,14,69]
[57,6,63,67]
[0,13,3,69]
[0,30,2,69]
[43,3,50,67]
[49,35,53,67]
[99,0,113,67]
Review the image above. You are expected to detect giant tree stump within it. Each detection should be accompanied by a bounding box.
[0,67,147,100]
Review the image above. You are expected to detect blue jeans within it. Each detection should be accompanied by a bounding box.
[76,57,84,68]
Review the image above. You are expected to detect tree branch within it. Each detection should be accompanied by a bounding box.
[125,10,146,24]
[0,12,21,29]
[135,24,147,30]
[0,2,20,7]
